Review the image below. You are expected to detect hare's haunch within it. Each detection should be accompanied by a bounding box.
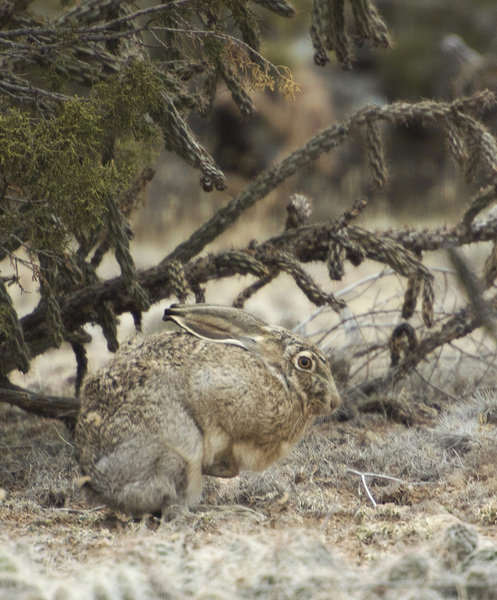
[75,304,340,516]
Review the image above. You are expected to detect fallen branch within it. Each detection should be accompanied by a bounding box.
[0,383,79,424]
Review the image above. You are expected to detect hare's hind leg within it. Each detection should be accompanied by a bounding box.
[87,435,203,516]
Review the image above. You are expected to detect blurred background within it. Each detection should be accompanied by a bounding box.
[27,0,497,246]
[132,0,497,244]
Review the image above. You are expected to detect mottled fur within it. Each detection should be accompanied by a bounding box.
[75,304,340,516]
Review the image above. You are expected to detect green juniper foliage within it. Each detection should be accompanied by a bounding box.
[0,100,128,253]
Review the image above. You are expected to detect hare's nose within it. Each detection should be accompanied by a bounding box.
[328,380,341,413]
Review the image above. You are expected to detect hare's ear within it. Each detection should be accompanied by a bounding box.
[163,304,283,358]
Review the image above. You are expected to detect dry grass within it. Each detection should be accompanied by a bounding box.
[3,352,497,599]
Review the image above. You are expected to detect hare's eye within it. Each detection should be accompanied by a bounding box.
[296,354,313,370]
[298,356,312,369]
[293,350,316,372]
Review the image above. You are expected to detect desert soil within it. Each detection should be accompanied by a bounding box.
[2,358,497,599]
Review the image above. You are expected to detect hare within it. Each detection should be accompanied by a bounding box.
[75,304,340,516]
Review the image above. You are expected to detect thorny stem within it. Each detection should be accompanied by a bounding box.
[164,92,497,265]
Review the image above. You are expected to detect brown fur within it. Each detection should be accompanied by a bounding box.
[75,305,340,516]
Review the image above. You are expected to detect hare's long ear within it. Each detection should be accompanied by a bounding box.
[163,304,283,358]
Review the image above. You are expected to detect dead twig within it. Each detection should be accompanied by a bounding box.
[346,468,437,508]
[346,469,378,507]
[0,383,79,424]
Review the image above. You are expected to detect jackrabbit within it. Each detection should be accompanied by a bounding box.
[75,304,340,516]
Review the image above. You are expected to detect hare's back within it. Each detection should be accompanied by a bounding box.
[79,330,271,413]
[79,332,199,413]
[76,333,207,482]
